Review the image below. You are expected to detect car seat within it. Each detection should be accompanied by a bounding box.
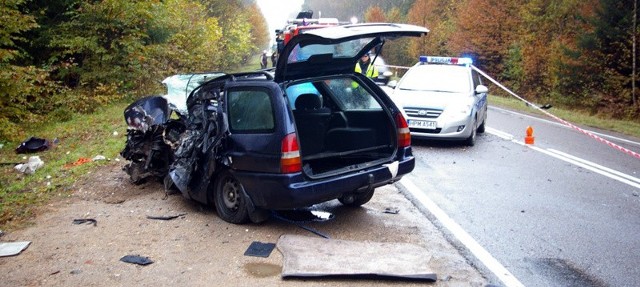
[293,94,331,156]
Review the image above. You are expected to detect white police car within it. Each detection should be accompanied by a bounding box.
[387,56,488,146]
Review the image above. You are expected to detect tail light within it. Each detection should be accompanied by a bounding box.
[395,113,411,148]
[280,133,302,173]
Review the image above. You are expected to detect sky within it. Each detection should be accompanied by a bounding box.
[256,0,304,49]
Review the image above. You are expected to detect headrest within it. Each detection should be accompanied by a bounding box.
[295,94,321,111]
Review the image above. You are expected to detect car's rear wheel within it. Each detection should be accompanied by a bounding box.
[338,189,375,207]
[214,171,250,224]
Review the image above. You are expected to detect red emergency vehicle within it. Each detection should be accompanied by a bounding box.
[275,10,343,54]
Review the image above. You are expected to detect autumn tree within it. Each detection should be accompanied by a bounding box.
[383,7,413,68]
[407,0,456,58]
[303,0,414,23]
[572,0,639,118]
[365,5,386,22]
[246,2,270,53]
[517,0,597,104]
[0,0,53,140]
[449,0,521,81]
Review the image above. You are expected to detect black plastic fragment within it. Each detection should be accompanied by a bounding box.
[383,207,399,214]
[15,137,51,154]
[244,241,276,258]
[120,255,153,266]
[72,218,97,226]
[146,213,186,220]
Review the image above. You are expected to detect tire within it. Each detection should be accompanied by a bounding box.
[214,171,250,224]
[464,119,477,146]
[338,189,375,207]
[477,116,486,133]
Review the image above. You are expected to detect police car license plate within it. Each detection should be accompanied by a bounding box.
[408,119,436,129]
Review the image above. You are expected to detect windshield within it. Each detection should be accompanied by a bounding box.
[162,72,225,115]
[287,37,374,63]
[398,65,471,93]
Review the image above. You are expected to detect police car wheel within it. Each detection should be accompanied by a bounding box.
[465,120,477,147]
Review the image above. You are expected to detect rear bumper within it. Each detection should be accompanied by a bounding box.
[233,156,415,209]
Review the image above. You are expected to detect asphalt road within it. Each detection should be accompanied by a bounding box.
[401,106,640,287]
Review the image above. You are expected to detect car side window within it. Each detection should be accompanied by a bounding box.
[472,70,482,88]
[227,89,275,133]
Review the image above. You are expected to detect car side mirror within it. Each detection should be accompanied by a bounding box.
[475,85,488,94]
[387,80,398,89]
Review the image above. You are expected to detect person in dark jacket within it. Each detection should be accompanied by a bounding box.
[271,52,277,67]
[260,50,268,69]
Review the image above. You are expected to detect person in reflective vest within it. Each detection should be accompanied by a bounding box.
[354,53,379,78]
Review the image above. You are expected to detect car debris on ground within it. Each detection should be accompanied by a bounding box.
[14,156,44,174]
[0,241,31,257]
[15,137,51,154]
[120,255,153,266]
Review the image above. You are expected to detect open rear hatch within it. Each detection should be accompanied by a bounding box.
[286,77,399,177]
[275,23,428,178]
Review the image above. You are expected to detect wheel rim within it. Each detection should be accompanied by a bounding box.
[221,178,240,211]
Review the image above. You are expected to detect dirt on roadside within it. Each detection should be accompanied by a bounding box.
[0,161,488,287]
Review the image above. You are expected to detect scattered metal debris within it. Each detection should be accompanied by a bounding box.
[0,241,31,257]
[92,155,106,161]
[271,209,333,239]
[72,218,97,226]
[244,241,276,258]
[146,213,186,220]
[383,207,400,214]
[120,255,153,266]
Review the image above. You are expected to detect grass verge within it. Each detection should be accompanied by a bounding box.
[0,101,128,230]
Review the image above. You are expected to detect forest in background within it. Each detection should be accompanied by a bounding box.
[0,0,269,141]
[1,0,638,142]
[304,0,640,122]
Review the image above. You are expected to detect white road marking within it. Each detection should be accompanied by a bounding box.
[486,128,640,190]
[399,178,525,287]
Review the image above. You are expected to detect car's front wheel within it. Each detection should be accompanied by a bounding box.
[477,116,486,133]
[464,119,477,146]
[214,171,250,224]
[338,189,375,207]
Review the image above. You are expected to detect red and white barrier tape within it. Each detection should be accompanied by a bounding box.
[471,65,640,160]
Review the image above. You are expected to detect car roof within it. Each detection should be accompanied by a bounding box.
[274,23,428,82]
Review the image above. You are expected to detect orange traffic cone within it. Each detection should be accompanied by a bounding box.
[524,126,535,144]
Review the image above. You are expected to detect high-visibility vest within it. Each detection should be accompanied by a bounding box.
[355,62,379,78]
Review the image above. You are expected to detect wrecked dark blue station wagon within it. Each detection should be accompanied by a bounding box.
[121,23,428,224]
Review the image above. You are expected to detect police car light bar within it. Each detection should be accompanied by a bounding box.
[419,56,473,66]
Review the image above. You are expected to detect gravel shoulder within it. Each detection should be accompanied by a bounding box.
[0,162,487,286]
